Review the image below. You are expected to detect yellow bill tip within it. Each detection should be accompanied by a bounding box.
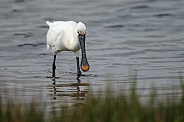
[81,65,89,71]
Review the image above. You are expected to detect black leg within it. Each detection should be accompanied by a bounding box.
[76,57,81,78]
[52,55,56,78]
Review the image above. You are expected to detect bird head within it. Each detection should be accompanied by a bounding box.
[77,22,86,35]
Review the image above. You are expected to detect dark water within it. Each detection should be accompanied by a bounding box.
[0,0,184,108]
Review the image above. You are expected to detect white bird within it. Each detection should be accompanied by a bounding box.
[46,21,90,78]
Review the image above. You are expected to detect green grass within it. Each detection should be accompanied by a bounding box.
[0,76,184,122]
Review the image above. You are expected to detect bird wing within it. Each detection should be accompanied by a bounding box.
[46,21,78,53]
[46,21,64,49]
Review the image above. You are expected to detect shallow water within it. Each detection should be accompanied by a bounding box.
[0,0,184,108]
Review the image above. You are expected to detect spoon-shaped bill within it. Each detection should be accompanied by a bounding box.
[79,34,90,71]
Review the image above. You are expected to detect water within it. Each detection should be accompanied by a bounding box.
[0,0,184,108]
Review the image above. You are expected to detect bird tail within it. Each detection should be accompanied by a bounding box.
[46,21,52,26]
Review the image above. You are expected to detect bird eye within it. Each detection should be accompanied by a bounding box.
[78,31,82,36]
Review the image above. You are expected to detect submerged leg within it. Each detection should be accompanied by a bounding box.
[52,55,56,78]
[76,57,81,78]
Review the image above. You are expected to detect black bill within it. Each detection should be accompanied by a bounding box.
[79,34,90,71]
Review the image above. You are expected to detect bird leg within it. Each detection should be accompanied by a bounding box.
[52,55,56,78]
[76,57,81,78]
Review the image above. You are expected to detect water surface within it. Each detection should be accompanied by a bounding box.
[0,0,184,108]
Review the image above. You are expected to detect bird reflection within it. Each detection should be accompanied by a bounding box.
[49,77,89,101]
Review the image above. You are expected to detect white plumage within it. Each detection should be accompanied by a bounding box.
[46,21,85,55]
[46,21,89,78]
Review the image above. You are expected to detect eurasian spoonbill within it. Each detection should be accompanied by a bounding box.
[46,21,90,78]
